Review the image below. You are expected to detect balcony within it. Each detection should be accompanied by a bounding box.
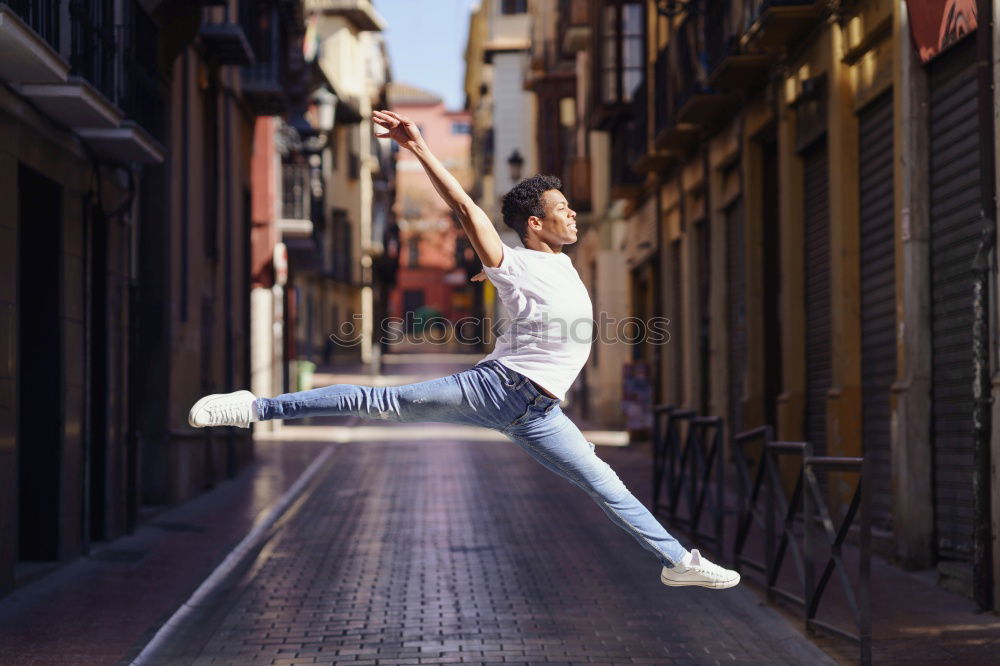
[199,5,255,66]
[704,0,770,91]
[741,0,825,51]
[7,0,163,162]
[652,45,699,153]
[69,0,116,101]
[74,1,163,162]
[281,161,312,227]
[116,8,164,140]
[560,0,590,54]
[241,2,289,115]
[0,2,68,83]
[672,16,737,126]
[305,0,386,31]
[18,77,122,129]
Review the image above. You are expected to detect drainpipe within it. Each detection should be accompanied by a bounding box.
[972,0,996,612]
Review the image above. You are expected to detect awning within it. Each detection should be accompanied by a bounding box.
[905,0,977,63]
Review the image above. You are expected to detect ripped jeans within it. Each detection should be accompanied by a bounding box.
[254,358,688,568]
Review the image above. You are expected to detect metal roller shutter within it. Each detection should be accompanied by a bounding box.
[698,220,712,414]
[858,90,896,534]
[803,139,831,457]
[928,37,980,561]
[672,240,685,403]
[726,198,746,440]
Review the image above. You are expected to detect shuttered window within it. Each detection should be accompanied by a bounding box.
[726,198,746,440]
[928,37,980,561]
[803,139,831,457]
[858,90,896,534]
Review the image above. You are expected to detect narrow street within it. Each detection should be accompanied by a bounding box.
[137,358,832,666]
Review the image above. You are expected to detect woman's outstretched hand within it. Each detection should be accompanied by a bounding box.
[470,270,486,283]
[373,109,423,151]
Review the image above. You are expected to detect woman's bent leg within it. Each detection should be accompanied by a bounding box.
[505,408,688,568]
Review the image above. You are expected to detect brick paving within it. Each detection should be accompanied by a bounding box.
[147,423,833,666]
[0,440,323,666]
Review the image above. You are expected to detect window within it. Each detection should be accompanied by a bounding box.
[600,1,645,105]
[501,0,528,14]
[451,121,471,135]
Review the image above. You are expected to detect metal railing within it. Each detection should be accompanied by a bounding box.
[117,1,163,139]
[282,161,310,221]
[704,0,736,79]
[5,0,61,51]
[652,411,872,664]
[804,455,871,664]
[763,440,809,606]
[70,0,116,101]
[241,1,287,90]
[652,407,727,558]
[732,425,774,576]
[672,15,710,118]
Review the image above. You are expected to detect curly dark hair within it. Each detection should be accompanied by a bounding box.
[500,174,563,241]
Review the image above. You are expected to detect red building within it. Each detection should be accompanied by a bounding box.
[387,82,477,336]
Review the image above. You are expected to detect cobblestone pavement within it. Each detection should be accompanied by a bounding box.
[148,423,834,665]
[0,440,323,666]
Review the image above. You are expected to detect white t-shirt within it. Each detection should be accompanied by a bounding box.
[477,240,594,401]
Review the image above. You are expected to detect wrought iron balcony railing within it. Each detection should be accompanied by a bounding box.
[5,0,60,51]
[704,0,771,91]
[281,161,310,222]
[117,1,163,139]
[240,0,289,115]
[70,0,116,101]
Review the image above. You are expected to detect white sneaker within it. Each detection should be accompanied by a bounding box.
[660,549,740,589]
[188,390,259,428]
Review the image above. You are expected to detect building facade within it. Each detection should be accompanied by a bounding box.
[502,0,1000,608]
[0,0,295,596]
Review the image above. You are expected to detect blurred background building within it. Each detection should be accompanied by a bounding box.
[386,81,480,350]
[0,0,395,595]
[463,0,1000,610]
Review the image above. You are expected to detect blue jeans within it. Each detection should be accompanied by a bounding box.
[254,359,688,568]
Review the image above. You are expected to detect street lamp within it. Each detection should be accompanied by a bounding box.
[507,149,525,183]
[313,88,337,132]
